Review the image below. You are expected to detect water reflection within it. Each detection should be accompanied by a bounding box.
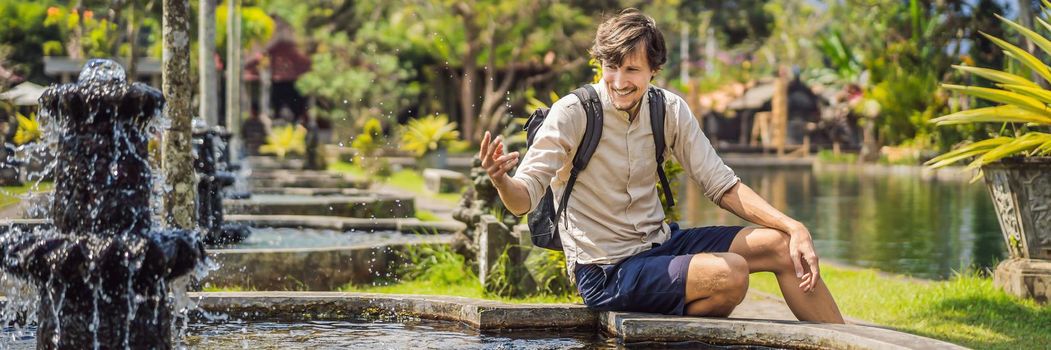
[679,166,1005,279]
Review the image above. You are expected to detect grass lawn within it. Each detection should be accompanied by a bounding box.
[329,161,464,204]
[0,182,53,209]
[749,264,1051,350]
[339,279,581,305]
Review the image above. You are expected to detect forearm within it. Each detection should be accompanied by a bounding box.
[492,174,532,216]
[717,182,804,233]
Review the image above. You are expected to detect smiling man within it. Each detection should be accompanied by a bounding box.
[478,8,843,323]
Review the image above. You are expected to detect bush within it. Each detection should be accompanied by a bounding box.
[398,243,474,286]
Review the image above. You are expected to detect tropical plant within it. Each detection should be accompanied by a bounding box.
[925,4,1051,174]
[14,112,40,145]
[398,114,461,158]
[259,124,307,159]
[350,117,391,180]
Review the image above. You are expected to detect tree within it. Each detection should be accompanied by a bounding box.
[0,1,60,83]
[291,0,421,141]
[406,0,594,143]
[162,0,196,228]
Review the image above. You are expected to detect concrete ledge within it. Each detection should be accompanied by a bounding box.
[601,312,965,350]
[247,169,370,189]
[205,236,454,290]
[188,292,964,349]
[723,156,815,168]
[814,162,977,182]
[224,194,415,218]
[226,214,465,234]
[191,292,596,330]
[250,187,371,196]
[0,218,49,231]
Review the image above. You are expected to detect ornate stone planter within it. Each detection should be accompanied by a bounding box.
[982,157,1051,303]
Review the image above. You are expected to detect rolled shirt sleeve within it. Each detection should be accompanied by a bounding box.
[511,95,584,215]
[665,92,740,204]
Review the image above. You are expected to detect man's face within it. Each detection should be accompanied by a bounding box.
[602,44,657,113]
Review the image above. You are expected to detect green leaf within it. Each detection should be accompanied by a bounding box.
[997,14,1051,59]
[953,65,1038,87]
[929,105,1051,125]
[924,137,1012,168]
[981,32,1051,84]
[998,83,1051,105]
[941,84,1051,117]
[1037,138,1051,155]
[925,148,996,169]
[976,133,1049,165]
[1036,17,1051,36]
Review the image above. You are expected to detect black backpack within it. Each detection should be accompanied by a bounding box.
[522,85,675,251]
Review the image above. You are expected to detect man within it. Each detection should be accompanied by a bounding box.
[479,9,843,323]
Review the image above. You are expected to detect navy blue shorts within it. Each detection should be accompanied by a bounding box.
[574,223,743,315]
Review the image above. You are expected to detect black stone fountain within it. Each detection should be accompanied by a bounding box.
[0,59,204,349]
[193,128,250,245]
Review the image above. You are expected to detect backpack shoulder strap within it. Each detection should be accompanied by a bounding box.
[648,87,675,208]
[554,85,603,222]
[570,85,603,172]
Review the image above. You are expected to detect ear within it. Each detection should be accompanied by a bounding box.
[649,68,660,81]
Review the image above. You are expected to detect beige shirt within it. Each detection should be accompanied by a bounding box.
[513,83,739,271]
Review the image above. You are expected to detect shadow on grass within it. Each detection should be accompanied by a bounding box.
[907,294,1051,349]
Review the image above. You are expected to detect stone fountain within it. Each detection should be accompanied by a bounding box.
[0,59,203,349]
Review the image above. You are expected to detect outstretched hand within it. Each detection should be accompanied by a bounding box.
[479,131,520,184]
[787,225,821,293]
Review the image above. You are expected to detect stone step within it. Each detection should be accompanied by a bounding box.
[224,194,414,219]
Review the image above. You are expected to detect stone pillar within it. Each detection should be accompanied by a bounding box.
[477,214,515,285]
[772,65,789,156]
[199,0,218,126]
[163,0,197,229]
[984,159,1051,303]
[225,0,242,161]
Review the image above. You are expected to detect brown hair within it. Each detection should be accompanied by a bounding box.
[589,8,667,71]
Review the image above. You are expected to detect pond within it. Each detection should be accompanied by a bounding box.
[677,165,1005,280]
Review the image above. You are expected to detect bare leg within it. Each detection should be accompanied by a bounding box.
[683,253,750,317]
[729,227,845,323]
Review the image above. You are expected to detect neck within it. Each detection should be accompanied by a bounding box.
[627,96,643,122]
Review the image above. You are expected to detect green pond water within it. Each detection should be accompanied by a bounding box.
[677,165,1005,280]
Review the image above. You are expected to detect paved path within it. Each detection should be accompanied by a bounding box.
[733,288,871,325]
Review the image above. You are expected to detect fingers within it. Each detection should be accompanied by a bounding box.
[480,131,491,164]
[805,255,820,292]
[790,247,804,280]
[498,153,519,174]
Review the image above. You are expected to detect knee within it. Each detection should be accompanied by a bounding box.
[752,228,795,273]
[720,254,750,306]
[691,253,749,306]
